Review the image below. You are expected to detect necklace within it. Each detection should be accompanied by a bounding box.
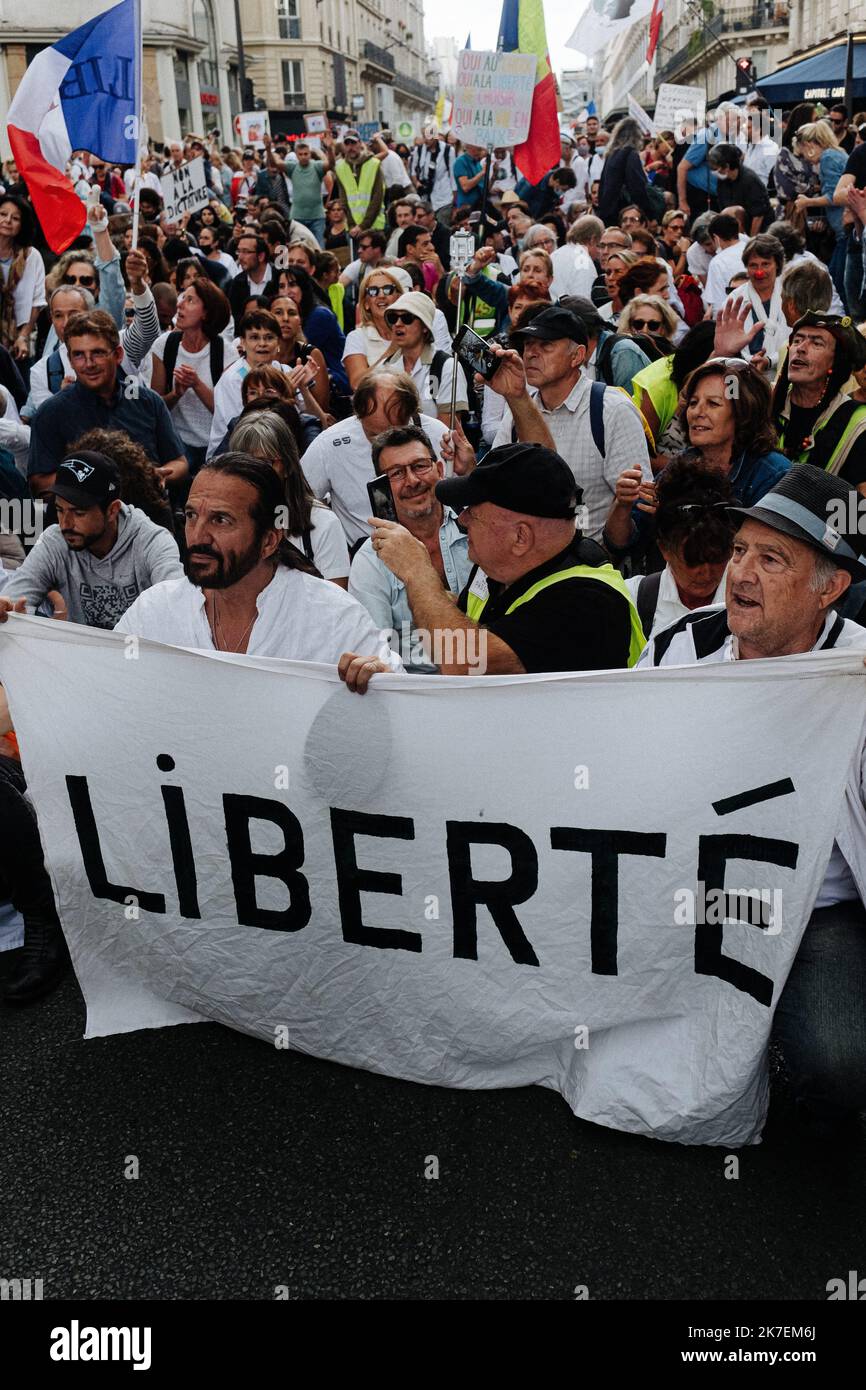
[208,594,257,652]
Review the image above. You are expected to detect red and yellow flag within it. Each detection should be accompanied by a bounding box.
[498,0,561,186]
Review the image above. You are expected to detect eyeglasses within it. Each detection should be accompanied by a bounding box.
[63,273,97,287]
[381,461,436,484]
[385,311,419,326]
[830,116,847,125]
[631,318,663,331]
[365,284,398,298]
[69,348,111,364]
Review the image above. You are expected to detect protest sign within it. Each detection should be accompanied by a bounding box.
[654,82,706,134]
[2,617,864,1146]
[234,110,270,147]
[628,93,657,137]
[304,112,328,135]
[160,156,209,222]
[453,50,537,147]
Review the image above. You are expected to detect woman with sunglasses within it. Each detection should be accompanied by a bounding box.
[617,294,678,356]
[376,291,468,425]
[341,266,410,390]
[0,195,46,360]
[605,358,790,556]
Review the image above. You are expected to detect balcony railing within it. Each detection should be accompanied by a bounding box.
[363,40,395,74]
[656,3,789,83]
[393,71,438,105]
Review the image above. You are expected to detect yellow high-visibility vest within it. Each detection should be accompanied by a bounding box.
[335,157,385,230]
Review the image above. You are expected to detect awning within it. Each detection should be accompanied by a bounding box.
[756,39,866,106]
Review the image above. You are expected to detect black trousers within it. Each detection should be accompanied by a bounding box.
[0,758,59,922]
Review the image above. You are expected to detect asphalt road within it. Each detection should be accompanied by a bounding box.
[1,964,864,1302]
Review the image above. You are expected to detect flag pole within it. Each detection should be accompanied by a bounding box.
[130,0,144,249]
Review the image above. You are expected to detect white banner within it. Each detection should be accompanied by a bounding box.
[452,50,537,148]
[1,617,864,1145]
[160,156,209,222]
[628,93,657,137]
[654,82,707,134]
[567,0,654,61]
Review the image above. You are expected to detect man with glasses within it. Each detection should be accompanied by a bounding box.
[27,310,187,499]
[22,246,159,420]
[227,232,274,326]
[338,229,387,289]
[591,228,632,307]
[743,101,780,186]
[349,424,472,663]
[334,131,386,242]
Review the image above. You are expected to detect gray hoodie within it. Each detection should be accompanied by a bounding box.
[5,504,183,628]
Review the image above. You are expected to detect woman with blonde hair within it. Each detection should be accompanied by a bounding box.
[793,120,849,303]
[617,294,678,352]
[341,264,412,389]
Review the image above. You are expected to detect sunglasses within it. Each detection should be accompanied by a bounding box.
[632,318,663,331]
[385,311,419,326]
[365,284,398,297]
[830,117,847,125]
[63,273,97,287]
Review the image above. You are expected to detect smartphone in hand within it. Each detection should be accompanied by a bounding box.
[453,324,499,383]
[366,475,398,523]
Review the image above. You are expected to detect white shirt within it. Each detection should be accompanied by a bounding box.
[686,241,713,283]
[301,412,449,545]
[380,150,409,189]
[245,265,274,298]
[550,243,597,301]
[378,345,468,419]
[492,374,652,540]
[703,242,746,315]
[0,385,29,473]
[114,564,398,665]
[414,141,456,211]
[743,137,780,186]
[208,357,289,458]
[625,564,728,641]
[0,245,46,326]
[152,331,239,449]
[342,312,451,365]
[293,505,350,580]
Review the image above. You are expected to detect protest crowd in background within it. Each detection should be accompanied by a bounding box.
[3,87,866,1147]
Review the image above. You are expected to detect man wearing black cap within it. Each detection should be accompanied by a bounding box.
[492,305,652,540]
[0,451,182,628]
[638,464,866,1138]
[339,442,644,689]
[772,313,866,483]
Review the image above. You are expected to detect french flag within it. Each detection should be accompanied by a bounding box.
[6,0,139,253]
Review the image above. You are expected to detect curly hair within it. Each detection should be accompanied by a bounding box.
[654,456,737,568]
[618,257,668,306]
[68,428,173,530]
[678,359,778,460]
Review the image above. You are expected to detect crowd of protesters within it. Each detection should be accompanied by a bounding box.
[1,97,866,1145]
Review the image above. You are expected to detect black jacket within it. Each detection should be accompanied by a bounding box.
[597,147,653,227]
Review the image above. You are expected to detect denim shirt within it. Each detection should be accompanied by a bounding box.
[820,147,848,237]
[349,507,471,664]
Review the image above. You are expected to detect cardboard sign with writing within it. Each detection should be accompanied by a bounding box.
[452,50,537,147]
[160,156,209,222]
[654,83,706,136]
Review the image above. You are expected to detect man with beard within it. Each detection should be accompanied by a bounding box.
[0,451,182,628]
[115,453,399,665]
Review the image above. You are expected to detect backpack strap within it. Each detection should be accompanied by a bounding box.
[161,331,182,383]
[301,525,314,563]
[594,333,616,386]
[209,334,225,385]
[636,570,663,639]
[46,349,65,395]
[589,380,606,457]
[429,349,450,395]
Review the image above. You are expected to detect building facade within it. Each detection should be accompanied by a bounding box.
[651,0,791,108]
[239,0,437,140]
[0,0,240,156]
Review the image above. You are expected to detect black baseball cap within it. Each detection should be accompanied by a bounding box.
[728,463,866,579]
[510,306,588,347]
[52,451,120,508]
[436,443,579,519]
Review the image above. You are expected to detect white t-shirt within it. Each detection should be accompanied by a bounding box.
[300,412,449,545]
[378,348,468,418]
[208,357,289,457]
[625,565,728,641]
[292,504,350,580]
[703,242,747,315]
[550,243,597,300]
[114,563,399,666]
[0,246,47,327]
[686,241,713,282]
[380,150,409,189]
[153,332,239,448]
[342,311,451,364]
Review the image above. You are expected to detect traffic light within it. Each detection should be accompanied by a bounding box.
[735,57,756,95]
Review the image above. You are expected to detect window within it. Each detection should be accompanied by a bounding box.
[282,59,305,107]
[277,0,301,41]
[751,48,768,79]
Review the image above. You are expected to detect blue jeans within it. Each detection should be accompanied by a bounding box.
[829,233,848,311]
[297,218,326,248]
[771,899,866,1126]
[844,230,866,320]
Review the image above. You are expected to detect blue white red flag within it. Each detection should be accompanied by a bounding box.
[6,0,139,251]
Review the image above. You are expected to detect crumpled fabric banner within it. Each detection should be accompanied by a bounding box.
[2,614,864,1146]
